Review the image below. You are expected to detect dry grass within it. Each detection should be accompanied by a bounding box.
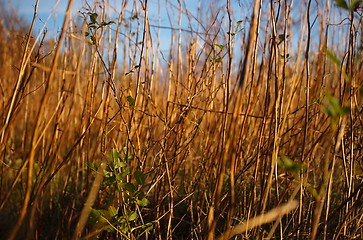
[1,0,363,239]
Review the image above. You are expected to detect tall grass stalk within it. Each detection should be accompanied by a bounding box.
[0,0,363,239]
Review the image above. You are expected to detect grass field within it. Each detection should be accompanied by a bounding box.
[1,0,363,239]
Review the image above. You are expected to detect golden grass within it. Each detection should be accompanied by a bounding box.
[0,0,363,239]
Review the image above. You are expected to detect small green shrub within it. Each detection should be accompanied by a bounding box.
[87,148,152,239]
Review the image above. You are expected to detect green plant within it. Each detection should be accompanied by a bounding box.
[322,94,350,124]
[277,155,302,175]
[87,148,152,239]
[81,11,115,45]
[334,0,363,12]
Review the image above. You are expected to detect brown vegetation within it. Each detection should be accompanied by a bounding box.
[1,0,363,239]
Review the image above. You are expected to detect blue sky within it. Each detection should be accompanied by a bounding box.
[8,0,223,35]
[7,0,235,51]
[6,0,251,67]
[8,0,82,36]
[5,0,352,68]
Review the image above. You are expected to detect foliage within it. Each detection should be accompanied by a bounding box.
[334,0,363,11]
[81,11,115,45]
[277,155,302,175]
[322,94,350,123]
[87,148,152,238]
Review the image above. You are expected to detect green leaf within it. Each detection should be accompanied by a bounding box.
[121,182,137,193]
[322,94,350,121]
[278,34,285,41]
[236,20,243,28]
[134,170,145,185]
[350,0,363,11]
[215,44,225,51]
[135,190,145,199]
[108,206,118,217]
[277,156,302,174]
[109,148,119,163]
[142,222,153,233]
[100,20,115,27]
[87,161,97,171]
[127,96,136,107]
[89,12,98,24]
[128,211,138,221]
[119,219,129,233]
[137,197,150,207]
[325,49,341,67]
[115,173,123,182]
[132,222,153,234]
[360,85,363,97]
[103,169,115,181]
[123,146,128,155]
[88,208,101,225]
[334,0,349,10]
[306,184,319,199]
[114,160,126,168]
